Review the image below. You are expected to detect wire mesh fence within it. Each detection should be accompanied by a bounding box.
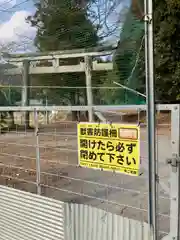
[0,106,172,238]
[0,0,177,238]
[0,0,172,238]
[0,3,146,109]
[0,62,145,107]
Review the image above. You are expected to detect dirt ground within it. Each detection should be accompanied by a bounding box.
[0,112,172,237]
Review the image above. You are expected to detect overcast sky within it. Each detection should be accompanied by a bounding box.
[0,0,36,52]
[0,0,130,53]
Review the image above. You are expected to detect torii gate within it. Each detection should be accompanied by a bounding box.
[2,47,114,125]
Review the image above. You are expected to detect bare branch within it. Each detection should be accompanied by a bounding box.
[88,0,127,39]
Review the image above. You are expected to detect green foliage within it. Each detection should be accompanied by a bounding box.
[153,0,180,101]
[27,0,99,107]
[98,67,127,105]
[28,0,99,51]
[113,0,180,102]
[0,87,21,106]
[0,90,9,106]
[105,10,145,105]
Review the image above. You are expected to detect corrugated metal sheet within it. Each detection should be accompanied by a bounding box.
[0,186,153,240]
[0,186,64,240]
[64,203,152,240]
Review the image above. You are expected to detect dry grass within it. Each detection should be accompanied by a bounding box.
[0,111,171,233]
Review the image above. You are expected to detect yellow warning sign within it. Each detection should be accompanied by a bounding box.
[77,122,140,176]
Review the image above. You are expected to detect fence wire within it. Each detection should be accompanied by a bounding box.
[0,0,171,238]
[0,107,171,238]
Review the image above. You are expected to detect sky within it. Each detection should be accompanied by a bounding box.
[0,0,130,53]
[0,0,36,52]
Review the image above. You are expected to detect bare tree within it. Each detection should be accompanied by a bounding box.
[87,0,129,41]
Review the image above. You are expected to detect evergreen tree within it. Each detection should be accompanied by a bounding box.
[153,0,180,101]
[113,0,180,103]
[27,0,99,118]
[114,10,144,104]
[100,1,145,105]
[28,0,98,51]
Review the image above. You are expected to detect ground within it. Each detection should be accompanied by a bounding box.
[0,111,172,238]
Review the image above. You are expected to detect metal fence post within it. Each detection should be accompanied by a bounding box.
[84,55,94,122]
[34,108,41,195]
[144,0,158,235]
[167,104,180,239]
[45,96,49,125]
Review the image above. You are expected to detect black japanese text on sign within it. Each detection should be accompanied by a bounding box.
[77,123,140,176]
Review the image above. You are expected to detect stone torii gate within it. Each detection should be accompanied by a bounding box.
[2,47,114,126]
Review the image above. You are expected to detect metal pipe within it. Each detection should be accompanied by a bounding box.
[0,104,174,112]
[34,108,41,195]
[144,0,158,238]
[169,106,180,239]
[113,81,146,98]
